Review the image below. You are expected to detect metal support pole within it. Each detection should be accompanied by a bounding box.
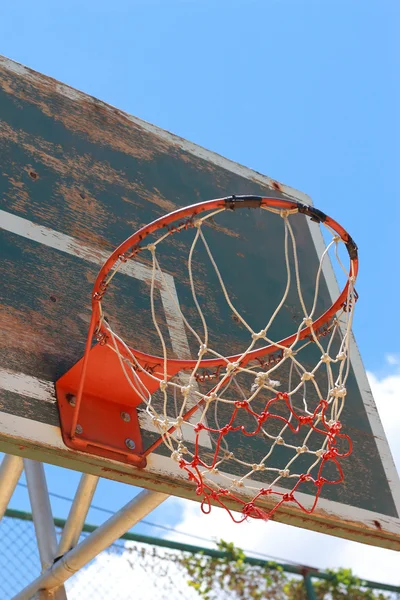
[0,455,23,519]
[57,474,99,556]
[13,489,168,600]
[304,574,317,600]
[24,460,68,600]
[24,460,59,570]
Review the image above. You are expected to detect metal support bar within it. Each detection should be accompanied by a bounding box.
[13,489,168,600]
[24,460,59,570]
[57,474,98,556]
[24,460,68,600]
[0,454,23,519]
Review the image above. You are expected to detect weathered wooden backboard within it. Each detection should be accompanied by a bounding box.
[0,55,399,549]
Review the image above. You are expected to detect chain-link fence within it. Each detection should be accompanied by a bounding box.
[0,511,199,600]
[1,510,399,600]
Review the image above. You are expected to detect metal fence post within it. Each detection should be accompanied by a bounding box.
[303,573,317,600]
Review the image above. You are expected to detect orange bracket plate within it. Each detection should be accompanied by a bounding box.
[55,344,168,468]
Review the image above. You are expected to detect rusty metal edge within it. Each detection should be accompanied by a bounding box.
[0,433,399,551]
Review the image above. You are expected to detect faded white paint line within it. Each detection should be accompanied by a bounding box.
[0,365,206,447]
[0,410,66,450]
[0,209,192,359]
[0,208,164,284]
[1,209,211,446]
[0,368,56,404]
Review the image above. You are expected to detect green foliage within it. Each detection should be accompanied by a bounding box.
[284,568,391,600]
[177,540,393,600]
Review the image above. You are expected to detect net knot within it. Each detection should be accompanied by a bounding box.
[283,348,294,358]
[252,329,266,341]
[198,344,208,356]
[234,400,249,408]
[315,449,324,458]
[194,423,205,432]
[296,445,308,454]
[226,361,240,374]
[279,469,290,477]
[175,416,184,427]
[303,317,313,328]
[232,479,244,488]
[252,463,265,471]
[276,436,285,445]
[147,244,156,253]
[321,353,331,363]
[329,386,347,399]
[333,235,341,243]
[301,372,314,381]
[336,352,346,361]
[209,467,219,475]
[153,418,170,432]
[327,420,342,434]
[159,380,168,392]
[220,425,232,435]
[283,493,294,502]
[323,448,338,460]
[252,372,281,390]
[171,451,181,462]
[280,209,291,219]
[242,502,255,516]
[181,385,193,397]
[299,415,313,425]
[205,392,218,403]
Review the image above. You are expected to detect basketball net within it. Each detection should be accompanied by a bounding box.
[93,198,358,522]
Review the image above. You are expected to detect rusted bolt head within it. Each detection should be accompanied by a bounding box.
[66,393,76,407]
[125,438,135,450]
[121,412,131,422]
[75,424,83,435]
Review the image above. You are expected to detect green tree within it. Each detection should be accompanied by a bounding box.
[177,540,393,600]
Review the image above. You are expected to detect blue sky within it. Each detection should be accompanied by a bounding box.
[1,0,400,590]
[2,0,399,371]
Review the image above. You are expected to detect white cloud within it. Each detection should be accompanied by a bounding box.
[385,354,400,367]
[367,369,400,472]
[167,367,400,587]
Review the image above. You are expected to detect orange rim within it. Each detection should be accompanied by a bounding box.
[91,195,358,370]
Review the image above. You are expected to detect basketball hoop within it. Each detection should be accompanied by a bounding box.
[56,195,358,522]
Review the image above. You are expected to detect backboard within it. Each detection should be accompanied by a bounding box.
[0,56,399,549]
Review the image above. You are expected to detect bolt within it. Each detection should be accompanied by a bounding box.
[121,412,131,422]
[66,394,76,407]
[125,438,135,450]
[76,424,83,435]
